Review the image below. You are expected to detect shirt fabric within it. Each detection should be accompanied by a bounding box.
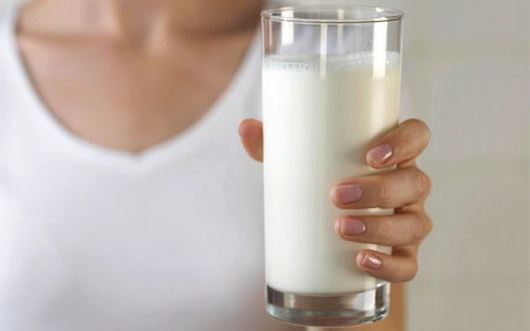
[0,1,299,330]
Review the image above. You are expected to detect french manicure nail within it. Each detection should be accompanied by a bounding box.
[367,144,393,166]
[333,184,362,204]
[340,217,366,235]
[358,252,383,270]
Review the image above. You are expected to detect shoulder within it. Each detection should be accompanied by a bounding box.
[0,1,26,144]
[236,31,263,120]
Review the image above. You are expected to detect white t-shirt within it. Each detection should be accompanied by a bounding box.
[0,2,300,331]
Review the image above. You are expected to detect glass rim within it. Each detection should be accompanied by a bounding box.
[261,5,403,24]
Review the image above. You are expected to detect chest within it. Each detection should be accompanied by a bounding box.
[18,37,248,152]
[0,124,265,327]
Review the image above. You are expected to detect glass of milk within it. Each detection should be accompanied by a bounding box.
[261,4,403,327]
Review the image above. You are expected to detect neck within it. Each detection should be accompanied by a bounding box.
[21,0,263,43]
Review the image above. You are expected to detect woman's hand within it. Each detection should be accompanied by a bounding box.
[239,118,432,283]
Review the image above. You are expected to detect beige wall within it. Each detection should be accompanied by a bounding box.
[402,0,530,329]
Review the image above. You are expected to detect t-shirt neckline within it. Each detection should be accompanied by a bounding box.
[1,1,261,172]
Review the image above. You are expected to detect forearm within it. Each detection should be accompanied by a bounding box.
[306,284,405,331]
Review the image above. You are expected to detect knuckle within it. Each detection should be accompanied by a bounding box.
[393,267,417,283]
[407,119,431,139]
[378,175,391,207]
[423,214,433,236]
[392,247,418,282]
[410,214,427,242]
[410,212,433,242]
[414,168,431,197]
[405,261,419,281]
[397,256,419,282]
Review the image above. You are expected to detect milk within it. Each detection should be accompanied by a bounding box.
[263,52,401,294]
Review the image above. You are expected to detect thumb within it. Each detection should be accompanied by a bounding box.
[238,118,263,162]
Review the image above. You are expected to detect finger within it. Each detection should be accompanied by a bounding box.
[330,167,431,209]
[356,247,418,282]
[335,212,430,246]
[366,119,431,168]
[238,119,263,162]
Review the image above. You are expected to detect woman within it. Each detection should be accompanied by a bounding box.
[0,0,432,330]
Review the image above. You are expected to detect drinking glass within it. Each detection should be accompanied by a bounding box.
[261,4,403,327]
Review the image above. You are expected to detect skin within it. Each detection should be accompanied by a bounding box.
[18,0,261,152]
[16,0,432,330]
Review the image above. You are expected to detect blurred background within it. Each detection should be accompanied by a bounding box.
[273,0,530,330]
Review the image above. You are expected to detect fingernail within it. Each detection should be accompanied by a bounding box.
[332,184,362,204]
[339,217,366,235]
[357,252,383,270]
[367,144,393,166]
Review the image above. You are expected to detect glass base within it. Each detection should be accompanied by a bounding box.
[266,282,389,327]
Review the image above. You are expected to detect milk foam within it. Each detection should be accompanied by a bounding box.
[264,51,401,71]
